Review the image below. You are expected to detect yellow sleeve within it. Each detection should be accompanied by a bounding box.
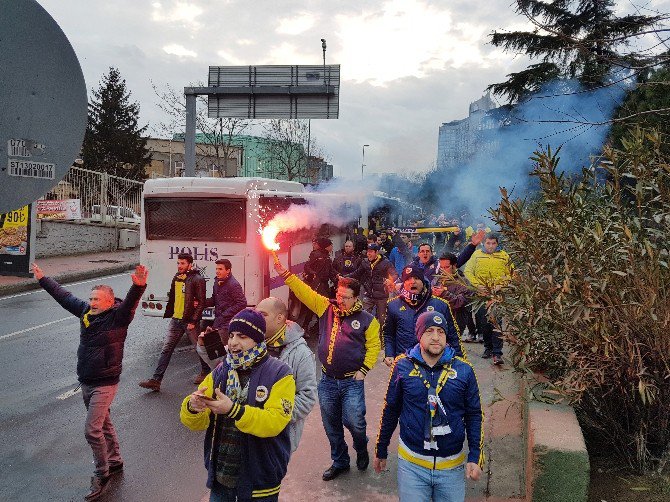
[284,273,330,316]
[360,317,381,374]
[463,250,481,287]
[232,374,296,438]
[180,372,214,431]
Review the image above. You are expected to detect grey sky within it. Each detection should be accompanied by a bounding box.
[40,0,669,178]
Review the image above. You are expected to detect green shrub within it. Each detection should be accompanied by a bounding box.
[491,128,670,472]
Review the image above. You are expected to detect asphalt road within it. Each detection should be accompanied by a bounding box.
[0,272,211,501]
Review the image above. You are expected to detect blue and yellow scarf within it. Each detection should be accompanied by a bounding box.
[225,342,267,403]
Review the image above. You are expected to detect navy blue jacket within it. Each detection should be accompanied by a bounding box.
[375,346,484,467]
[202,355,292,498]
[39,277,145,386]
[384,285,464,359]
[206,274,247,330]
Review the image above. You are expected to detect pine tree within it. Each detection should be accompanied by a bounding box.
[489,0,663,103]
[82,67,151,180]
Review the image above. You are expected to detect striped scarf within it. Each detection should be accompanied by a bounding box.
[225,342,267,403]
[326,299,364,365]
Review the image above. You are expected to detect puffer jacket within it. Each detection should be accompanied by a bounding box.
[164,268,206,323]
[38,276,145,386]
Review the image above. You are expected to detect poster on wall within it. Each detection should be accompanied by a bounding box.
[36,199,82,220]
[0,204,36,277]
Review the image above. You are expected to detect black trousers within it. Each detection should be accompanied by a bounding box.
[475,306,503,356]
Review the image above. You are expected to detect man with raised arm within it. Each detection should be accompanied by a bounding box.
[33,262,147,501]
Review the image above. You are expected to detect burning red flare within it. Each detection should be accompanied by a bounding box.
[261,224,280,251]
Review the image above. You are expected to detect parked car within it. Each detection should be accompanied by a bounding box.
[90,205,141,224]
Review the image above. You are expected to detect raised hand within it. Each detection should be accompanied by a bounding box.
[32,262,44,280]
[131,265,148,286]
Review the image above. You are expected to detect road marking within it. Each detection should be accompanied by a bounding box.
[0,317,72,341]
[57,387,82,400]
[0,273,127,301]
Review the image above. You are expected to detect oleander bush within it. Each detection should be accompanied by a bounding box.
[491,127,670,472]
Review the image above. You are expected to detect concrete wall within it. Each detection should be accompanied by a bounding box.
[35,220,136,258]
[524,391,590,502]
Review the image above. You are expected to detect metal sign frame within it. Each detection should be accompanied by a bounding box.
[183,64,340,176]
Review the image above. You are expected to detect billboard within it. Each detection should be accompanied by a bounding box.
[206,65,340,119]
[36,199,82,220]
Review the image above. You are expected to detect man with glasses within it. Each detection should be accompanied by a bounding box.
[274,259,381,482]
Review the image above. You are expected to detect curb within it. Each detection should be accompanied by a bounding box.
[0,262,139,297]
[522,381,590,502]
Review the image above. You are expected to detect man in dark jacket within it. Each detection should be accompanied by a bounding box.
[383,264,464,367]
[33,262,147,501]
[333,240,361,276]
[139,253,208,391]
[303,237,336,298]
[433,253,476,339]
[347,243,398,329]
[206,258,247,344]
[374,312,484,502]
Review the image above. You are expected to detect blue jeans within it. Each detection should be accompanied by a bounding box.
[318,375,368,468]
[209,484,278,502]
[82,383,121,478]
[397,458,465,502]
[153,318,209,380]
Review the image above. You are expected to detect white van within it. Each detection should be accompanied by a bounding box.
[91,205,141,225]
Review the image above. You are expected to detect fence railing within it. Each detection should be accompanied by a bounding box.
[43,167,144,221]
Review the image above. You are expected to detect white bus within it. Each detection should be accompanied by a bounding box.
[139,177,350,318]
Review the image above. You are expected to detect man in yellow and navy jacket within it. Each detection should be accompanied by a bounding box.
[180,308,296,502]
[374,311,484,502]
[275,259,381,482]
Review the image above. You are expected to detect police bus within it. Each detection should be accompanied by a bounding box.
[139,177,350,318]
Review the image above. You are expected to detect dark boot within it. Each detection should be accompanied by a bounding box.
[84,475,109,501]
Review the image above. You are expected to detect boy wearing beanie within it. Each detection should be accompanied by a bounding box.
[374,311,484,502]
[180,308,296,501]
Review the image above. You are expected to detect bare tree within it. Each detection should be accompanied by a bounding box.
[152,82,249,176]
[261,119,310,181]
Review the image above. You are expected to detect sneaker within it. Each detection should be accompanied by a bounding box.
[138,378,161,392]
[492,355,504,365]
[84,475,109,501]
[193,372,208,385]
[481,349,493,359]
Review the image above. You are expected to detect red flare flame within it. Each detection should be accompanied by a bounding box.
[261,224,280,251]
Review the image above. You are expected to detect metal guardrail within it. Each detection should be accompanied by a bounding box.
[42,166,144,221]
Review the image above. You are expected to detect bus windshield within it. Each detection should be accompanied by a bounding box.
[145,197,246,242]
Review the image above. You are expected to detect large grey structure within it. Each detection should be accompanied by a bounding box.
[436,93,502,172]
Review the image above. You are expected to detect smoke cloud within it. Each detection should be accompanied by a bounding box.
[432,76,632,221]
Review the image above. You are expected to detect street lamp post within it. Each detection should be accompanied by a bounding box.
[361,144,370,231]
[361,144,369,180]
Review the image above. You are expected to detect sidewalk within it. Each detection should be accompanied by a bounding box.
[281,340,526,501]
[0,249,140,296]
